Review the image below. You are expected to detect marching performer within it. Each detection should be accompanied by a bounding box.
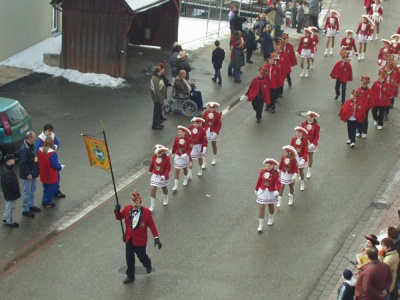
[203,102,222,166]
[290,126,309,191]
[340,30,358,60]
[330,49,353,105]
[301,111,320,179]
[357,76,375,139]
[383,59,400,120]
[255,158,281,231]
[148,145,171,211]
[188,117,208,177]
[356,15,373,61]
[371,70,392,130]
[171,126,192,191]
[323,10,340,56]
[275,43,290,98]
[282,33,297,87]
[308,26,319,69]
[278,145,298,207]
[377,39,393,68]
[264,53,282,112]
[368,0,383,40]
[297,28,314,78]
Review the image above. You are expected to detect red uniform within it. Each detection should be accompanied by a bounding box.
[264,62,282,89]
[284,43,297,67]
[114,205,159,246]
[356,22,372,41]
[188,125,208,150]
[311,32,319,53]
[371,80,393,107]
[339,100,366,123]
[377,47,393,66]
[246,76,271,104]
[149,154,171,180]
[301,121,320,147]
[340,37,357,55]
[277,51,291,76]
[324,16,339,33]
[358,86,376,110]
[203,110,222,134]
[297,36,315,55]
[278,155,298,175]
[385,68,400,97]
[330,60,353,83]
[172,136,192,157]
[255,168,281,192]
[290,137,309,162]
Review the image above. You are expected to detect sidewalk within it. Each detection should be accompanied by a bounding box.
[310,158,400,299]
[0,66,32,87]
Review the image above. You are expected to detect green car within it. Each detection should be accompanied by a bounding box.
[0,97,32,161]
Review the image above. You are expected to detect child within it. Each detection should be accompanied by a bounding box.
[171,126,192,191]
[244,28,257,64]
[211,40,225,85]
[323,10,340,56]
[357,76,375,138]
[1,154,20,227]
[383,60,400,119]
[203,102,222,166]
[377,39,393,68]
[264,53,282,113]
[282,33,297,87]
[368,0,383,40]
[371,70,393,130]
[356,15,373,61]
[297,28,314,78]
[301,111,320,179]
[290,127,309,191]
[339,89,366,148]
[330,49,353,104]
[340,30,358,60]
[278,146,298,207]
[149,145,171,210]
[188,117,208,177]
[337,269,356,300]
[308,26,319,69]
[275,42,290,97]
[255,158,281,231]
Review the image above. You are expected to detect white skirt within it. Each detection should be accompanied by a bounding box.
[174,154,192,169]
[301,49,312,58]
[296,156,308,168]
[280,172,295,185]
[326,29,337,37]
[150,174,169,187]
[191,144,206,159]
[347,50,355,60]
[308,145,318,153]
[372,14,383,23]
[256,188,278,204]
[357,34,370,43]
[206,128,220,141]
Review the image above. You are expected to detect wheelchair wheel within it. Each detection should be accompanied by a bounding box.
[182,100,198,117]
[163,101,171,114]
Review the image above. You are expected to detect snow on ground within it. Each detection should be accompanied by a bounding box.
[0,17,230,88]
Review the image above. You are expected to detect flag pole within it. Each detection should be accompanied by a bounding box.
[102,121,125,242]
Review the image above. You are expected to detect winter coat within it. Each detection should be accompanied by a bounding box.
[176,59,191,80]
[337,278,356,300]
[262,31,275,57]
[170,51,179,78]
[308,0,319,16]
[150,75,167,103]
[244,31,257,51]
[212,47,225,70]
[230,15,247,32]
[380,249,399,292]
[274,4,286,26]
[19,139,40,180]
[1,164,21,201]
[355,260,392,299]
[232,47,245,69]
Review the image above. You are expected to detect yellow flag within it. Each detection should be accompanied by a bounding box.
[82,135,110,171]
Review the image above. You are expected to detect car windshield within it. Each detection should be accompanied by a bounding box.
[5,103,29,126]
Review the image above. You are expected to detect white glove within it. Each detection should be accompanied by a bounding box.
[61,164,65,170]
[212,133,218,140]
[323,30,326,35]
[161,175,165,180]
[311,53,314,58]
[181,153,187,159]
[296,52,299,57]
[378,59,382,65]
[341,46,346,49]
[300,159,305,165]
[54,145,59,150]
[240,95,248,102]
[274,191,279,197]
[202,147,207,154]
[336,31,339,35]
[291,173,298,181]
[309,143,315,149]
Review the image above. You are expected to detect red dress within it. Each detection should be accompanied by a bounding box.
[330,60,353,83]
[290,136,309,167]
[203,110,222,135]
[297,36,314,57]
[255,168,281,204]
[340,37,357,58]
[278,154,298,185]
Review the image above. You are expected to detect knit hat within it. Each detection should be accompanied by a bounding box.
[342,269,353,280]
[4,154,15,162]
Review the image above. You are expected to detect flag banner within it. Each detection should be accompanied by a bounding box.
[82,135,110,171]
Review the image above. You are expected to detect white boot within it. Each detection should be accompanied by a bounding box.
[267,213,274,225]
[277,196,282,208]
[329,48,333,55]
[163,195,168,206]
[288,193,294,206]
[375,34,378,40]
[258,219,264,232]
[310,61,314,69]
[212,155,217,165]
[305,70,309,78]
[188,169,193,180]
[300,69,305,77]
[324,48,328,56]
[182,175,188,186]
[358,52,362,61]
[149,197,156,211]
[306,167,312,179]
[202,158,207,169]
[172,179,179,191]
[300,180,305,191]
[198,168,203,176]
[361,52,365,60]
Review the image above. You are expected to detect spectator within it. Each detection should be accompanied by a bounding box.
[262,25,275,61]
[272,1,286,38]
[356,234,380,268]
[244,27,257,64]
[174,70,204,110]
[228,30,245,83]
[228,5,237,23]
[150,66,166,130]
[309,0,320,30]
[379,238,399,300]
[1,154,20,228]
[230,9,247,33]
[296,1,305,34]
[176,51,191,80]
[337,269,356,300]
[211,40,225,85]
[170,42,183,78]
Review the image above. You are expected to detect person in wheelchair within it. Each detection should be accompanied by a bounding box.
[174,70,204,111]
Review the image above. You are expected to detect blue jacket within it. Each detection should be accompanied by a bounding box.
[19,139,39,179]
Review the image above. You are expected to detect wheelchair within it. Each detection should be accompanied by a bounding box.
[163,88,198,117]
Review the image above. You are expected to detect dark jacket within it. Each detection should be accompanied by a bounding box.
[19,139,40,180]
[1,164,21,201]
[232,47,245,69]
[337,281,356,300]
[230,15,247,32]
[176,59,191,80]
[160,74,172,88]
[212,47,225,70]
[262,31,275,56]
[244,31,257,51]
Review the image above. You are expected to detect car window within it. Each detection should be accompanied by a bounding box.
[5,103,29,126]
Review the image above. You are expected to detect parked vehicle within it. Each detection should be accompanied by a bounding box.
[0,97,32,162]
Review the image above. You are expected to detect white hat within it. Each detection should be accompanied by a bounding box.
[177,125,191,136]
[381,39,392,45]
[282,145,298,156]
[206,102,220,108]
[345,30,354,35]
[263,158,279,165]
[294,126,308,135]
[191,117,205,123]
[306,111,320,118]
[391,34,400,39]
[154,144,169,155]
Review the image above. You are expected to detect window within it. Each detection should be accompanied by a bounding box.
[52,4,61,33]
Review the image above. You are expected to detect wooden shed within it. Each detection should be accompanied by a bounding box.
[55,0,179,78]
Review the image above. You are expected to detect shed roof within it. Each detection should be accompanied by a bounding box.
[125,0,171,12]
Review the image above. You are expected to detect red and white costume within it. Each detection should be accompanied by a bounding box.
[172,134,192,169]
[301,120,320,153]
[290,135,309,168]
[265,58,283,88]
[356,20,372,43]
[390,39,400,62]
[149,153,171,187]
[341,36,358,59]
[283,41,298,67]
[297,35,314,58]
[203,109,222,141]
[377,41,393,68]
[246,75,271,104]
[189,122,208,159]
[255,166,281,205]
[278,153,298,185]
[368,3,383,23]
[324,16,339,37]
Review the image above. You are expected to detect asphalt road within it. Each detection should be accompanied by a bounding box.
[0,0,400,299]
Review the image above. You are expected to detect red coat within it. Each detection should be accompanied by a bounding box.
[278,154,298,174]
[290,137,309,161]
[255,168,281,192]
[264,62,282,89]
[330,60,353,83]
[358,87,376,110]
[301,121,320,146]
[340,37,357,53]
[278,51,291,75]
[172,136,192,157]
[391,43,400,56]
[324,16,339,31]
[371,80,393,107]
[203,110,222,134]
[114,205,159,246]
[339,99,366,123]
[284,43,298,67]
[246,76,271,104]
[297,36,315,55]
[188,125,208,149]
[364,0,374,7]
[386,69,400,97]
[149,154,171,180]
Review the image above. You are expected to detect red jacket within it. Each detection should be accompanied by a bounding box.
[255,168,281,192]
[37,148,60,184]
[301,121,320,146]
[369,4,383,16]
[356,22,372,37]
[149,154,171,180]
[264,62,282,89]
[324,16,339,31]
[386,69,400,97]
[203,110,222,134]
[371,80,393,106]
[330,60,353,83]
[339,99,366,123]
[172,136,192,156]
[297,36,315,55]
[290,137,309,161]
[284,43,298,67]
[358,87,376,110]
[278,154,298,174]
[246,76,271,104]
[188,125,208,149]
[278,51,291,75]
[114,205,159,246]
[340,37,357,53]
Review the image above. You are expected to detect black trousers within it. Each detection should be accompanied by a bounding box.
[269,88,279,110]
[274,25,282,38]
[347,120,358,143]
[125,239,152,279]
[335,80,347,103]
[152,102,162,126]
[252,97,264,120]
[246,48,254,62]
[372,106,386,126]
[311,15,319,29]
[357,109,370,134]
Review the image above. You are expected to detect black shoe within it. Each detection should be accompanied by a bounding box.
[211,78,216,82]
[247,60,254,64]
[160,116,167,121]
[146,266,152,274]
[270,109,275,113]
[2,219,6,223]
[228,73,233,77]
[6,222,19,228]
[288,81,292,87]
[123,277,135,284]
[22,211,35,218]
[55,192,66,198]
[152,125,163,130]
[43,203,56,208]
[256,119,261,123]
[265,106,270,111]
[218,82,222,85]
[30,206,41,212]
[334,95,340,100]
[234,79,241,83]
